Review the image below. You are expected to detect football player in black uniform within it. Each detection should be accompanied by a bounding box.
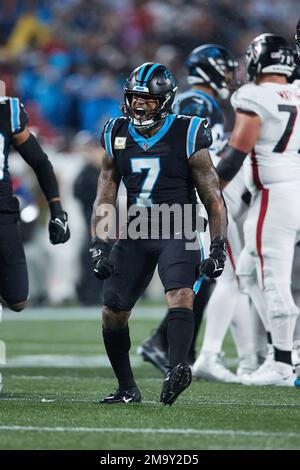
[90,63,227,405]
[0,96,70,314]
[137,46,237,374]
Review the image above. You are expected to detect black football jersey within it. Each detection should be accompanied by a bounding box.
[173,89,224,157]
[100,114,212,212]
[0,97,28,213]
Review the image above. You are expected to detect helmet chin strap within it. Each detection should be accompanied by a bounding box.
[131,101,168,130]
[132,116,156,129]
[188,74,230,100]
[132,114,167,130]
[208,80,230,100]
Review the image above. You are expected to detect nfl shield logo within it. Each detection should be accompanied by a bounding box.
[143,143,149,151]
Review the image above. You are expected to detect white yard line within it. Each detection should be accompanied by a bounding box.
[4,354,143,368]
[7,375,162,382]
[0,397,158,404]
[1,395,300,408]
[3,352,238,368]
[2,307,165,321]
[0,425,299,438]
[7,343,102,349]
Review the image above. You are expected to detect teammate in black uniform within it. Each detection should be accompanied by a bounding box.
[0,96,70,313]
[90,63,227,405]
[137,46,237,373]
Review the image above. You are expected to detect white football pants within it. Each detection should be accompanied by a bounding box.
[242,187,300,351]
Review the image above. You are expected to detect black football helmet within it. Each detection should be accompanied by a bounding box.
[296,19,300,62]
[185,44,238,100]
[123,62,177,129]
[245,34,295,82]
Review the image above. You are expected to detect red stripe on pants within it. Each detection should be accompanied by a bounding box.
[256,189,269,288]
[251,149,263,190]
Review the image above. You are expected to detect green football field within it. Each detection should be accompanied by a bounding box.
[0,304,300,450]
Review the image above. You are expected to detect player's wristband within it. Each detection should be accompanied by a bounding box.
[49,200,63,218]
[90,237,112,255]
[15,134,60,201]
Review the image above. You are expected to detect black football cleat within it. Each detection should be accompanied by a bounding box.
[137,335,169,374]
[101,387,142,404]
[160,363,192,406]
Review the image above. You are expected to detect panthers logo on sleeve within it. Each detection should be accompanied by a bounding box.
[186,117,213,159]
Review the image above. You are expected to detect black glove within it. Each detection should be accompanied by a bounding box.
[89,237,114,280]
[199,236,227,278]
[48,211,70,245]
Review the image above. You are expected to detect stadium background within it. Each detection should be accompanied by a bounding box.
[0,0,299,306]
[1,0,300,452]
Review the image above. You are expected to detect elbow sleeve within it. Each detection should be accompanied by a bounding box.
[15,133,60,201]
[216,145,248,182]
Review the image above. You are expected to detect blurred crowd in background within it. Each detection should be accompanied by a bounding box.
[0,0,298,139]
[1,0,299,305]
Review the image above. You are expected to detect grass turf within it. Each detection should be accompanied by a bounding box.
[0,305,299,450]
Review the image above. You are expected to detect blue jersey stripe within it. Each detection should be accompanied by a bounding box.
[104,118,117,158]
[193,232,206,294]
[187,117,202,158]
[143,63,161,86]
[10,98,20,133]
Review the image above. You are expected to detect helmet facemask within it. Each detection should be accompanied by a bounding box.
[186,46,238,100]
[123,90,174,130]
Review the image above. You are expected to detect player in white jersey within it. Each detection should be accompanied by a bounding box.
[217,34,299,386]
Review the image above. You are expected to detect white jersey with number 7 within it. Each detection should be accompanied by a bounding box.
[231,82,300,193]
